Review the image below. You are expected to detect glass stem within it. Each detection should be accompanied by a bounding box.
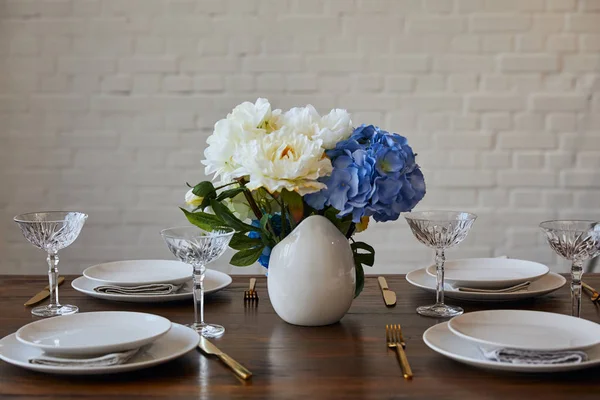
[571,260,583,318]
[435,248,445,305]
[47,251,60,309]
[193,264,206,326]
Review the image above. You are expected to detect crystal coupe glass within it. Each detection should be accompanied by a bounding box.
[540,220,600,318]
[161,226,234,338]
[404,211,477,318]
[14,211,87,317]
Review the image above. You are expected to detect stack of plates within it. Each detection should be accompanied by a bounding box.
[72,260,232,303]
[406,258,566,301]
[0,312,199,374]
[424,310,600,372]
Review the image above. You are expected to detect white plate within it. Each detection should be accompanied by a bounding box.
[406,268,566,302]
[1,323,199,375]
[425,258,549,289]
[448,310,600,351]
[83,260,192,286]
[423,321,600,373]
[71,269,232,303]
[16,312,171,356]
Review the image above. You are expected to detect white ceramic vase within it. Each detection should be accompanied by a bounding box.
[267,215,356,326]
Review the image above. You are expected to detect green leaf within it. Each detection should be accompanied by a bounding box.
[210,199,258,233]
[324,207,353,236]
[192,181,216,197]
[180,207,224,231]
[351,241,375,266]
[354,261,365,298]
[281,189,304,223]
[215,187,246,202]
[229,232,262,251]
[230,246,265,266]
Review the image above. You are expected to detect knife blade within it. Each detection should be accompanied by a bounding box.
[198,336,252,380]
[378,276,397,306]
[24,277,65,306]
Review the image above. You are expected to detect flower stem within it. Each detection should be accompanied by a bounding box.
[236,179,263,220]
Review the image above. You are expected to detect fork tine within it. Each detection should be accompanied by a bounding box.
[398,324,405,344]
[385,324,389,343]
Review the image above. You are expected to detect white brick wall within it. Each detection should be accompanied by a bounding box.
[1,0,599,275]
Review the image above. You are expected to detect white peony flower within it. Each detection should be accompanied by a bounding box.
[232,128,333,195]
[316,108,353,149]
[202,98,282,182]
[185,189,203,208]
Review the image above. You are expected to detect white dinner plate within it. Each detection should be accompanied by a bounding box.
[71,269,232,303]
[406,268,566,302]
[425,258,549,289]
[448,310,600,351]
[1,323,199,375]
[16,312,171,356]
[83,260,192,286]
[423,321,600,373]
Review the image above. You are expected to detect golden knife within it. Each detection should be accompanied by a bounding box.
[378,276,397,306]
[198,336,252,380]
[24,277,65,306]
[582,282,600,302]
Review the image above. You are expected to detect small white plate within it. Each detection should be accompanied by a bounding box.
[425,258,549,289]
[1,323,199,375]
[448,310,600,351]
[406,268,566,302]
[423,321,600,373]
[71,269,232,303]
[16,312,171,356]
[83,260,192,286]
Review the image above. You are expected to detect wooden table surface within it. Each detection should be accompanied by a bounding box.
[0,274,599,400]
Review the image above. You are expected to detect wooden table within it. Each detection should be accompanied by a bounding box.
[1,274,599,400]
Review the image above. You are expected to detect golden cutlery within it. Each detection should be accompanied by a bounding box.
[198,336,253,380]
[244,278,258,303]
[582,282,600,302]
[24,277,65,306]
[378,277,396,306]
[386,324,413,380]
[457,281,531,293]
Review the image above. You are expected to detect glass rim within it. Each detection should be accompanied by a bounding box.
[160,225,236,239]
[403,210,477,222]
[13,211,88,223]
[539,219,600,231]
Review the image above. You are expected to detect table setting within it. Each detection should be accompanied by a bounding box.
[2,98,600,399]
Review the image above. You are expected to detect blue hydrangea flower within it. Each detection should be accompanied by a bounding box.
[305,125,426,223]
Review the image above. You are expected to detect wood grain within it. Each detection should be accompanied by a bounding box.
[0,274,599,400]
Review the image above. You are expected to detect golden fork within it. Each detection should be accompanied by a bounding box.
[386,324,413,380]
[244,278,258,303]
[582,282,600,303]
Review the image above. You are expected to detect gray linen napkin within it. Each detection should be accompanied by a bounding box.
[29,349,139,367]
[482,347,588,365]
[93,283,182,295]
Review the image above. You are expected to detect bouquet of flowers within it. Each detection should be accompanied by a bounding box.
[182,98,426,296]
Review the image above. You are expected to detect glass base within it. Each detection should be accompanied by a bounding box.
[417,303,463,318]
[32,304,78,317]
[189,322,225,338]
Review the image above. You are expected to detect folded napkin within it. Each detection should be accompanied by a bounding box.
[482,347,588,365]
[29,349,139,367]
[93,283,182,295]
[456,281,531,293]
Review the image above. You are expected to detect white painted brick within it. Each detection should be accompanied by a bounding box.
[567,15,600,33]
[163,75,193,92]
[451,114,480,130]
[72,0,101,17]
[481,152,511,168]
[119,57,178,73]
[449,74,478,93]
[416,75,445,92]
[511,191,543,207]
[135,37,165,54]
[547,113,577,131]
[500,55,558,72]
[481,75,510,91]
[307,56,364,72]
[451,35,480,53]
[482,35,512,52]
[483,0,544,11]
[30,95,88,111]
[498,132,557,149]
[470,14,531,32]
[562,172,600,188]
[531,94,588,111]
[582,0,600,10]
[544,192,573,208]
[560,134,600,151]
[358,36,390,55]
[424,0,454,13]
[386,111,417,130]
[225,74,254,92]
[482,113,511,130]
[133,74,161,94]
[166,113,196,130]
[286,74,318,92]
[581,35,600,51]
[435,170,496,188]
[467,95,525,111]
[532,15,565,33]
[408,17,466,33]
[515,152,544,169]
[576,152,600,168]
[547,0,576,11]
[563,55,600,72]
[385,75,414,93]
[419,114,449,130]
[355,75,383,92]
[544,76,574,91]
[193,75,224,92]
[512,75,542,93]
[368,56,430,73]
[101,75,132,93]
[546,152,573,169]
[514,113,544,130]
[181,57,238,72]
[547,35,577,52]
[516,34,545,52]
[256,74,285,92]
[399,95,463,111]
[435,132,494,149]
[575,191,600,208]
[433,55,494,72]
[449,151,479,168]
[498,171,556,187]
